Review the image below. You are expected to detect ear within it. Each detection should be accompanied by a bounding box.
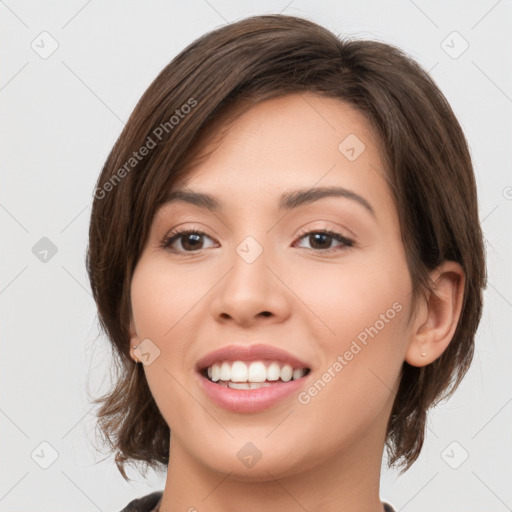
[405,261,465,367]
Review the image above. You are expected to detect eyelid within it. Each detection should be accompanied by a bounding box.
[294,219,355,241]
[159,226,219,253]
[293,226,354,251]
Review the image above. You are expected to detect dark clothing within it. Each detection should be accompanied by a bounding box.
[119,491,162,512]
[119,491,396,512]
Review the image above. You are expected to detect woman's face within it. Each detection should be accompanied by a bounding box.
[130,93,418,478]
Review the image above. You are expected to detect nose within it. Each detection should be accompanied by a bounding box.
[209,240,291,327]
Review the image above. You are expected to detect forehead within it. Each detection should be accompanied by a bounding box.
[178,93,384,180]
[162,93,395,223]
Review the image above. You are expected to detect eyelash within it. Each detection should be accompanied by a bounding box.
[160,227,354,254]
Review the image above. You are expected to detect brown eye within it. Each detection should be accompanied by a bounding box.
[161,229,217,252]
[294,229,354,252]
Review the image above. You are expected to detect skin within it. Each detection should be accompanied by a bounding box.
[129,93,465,512]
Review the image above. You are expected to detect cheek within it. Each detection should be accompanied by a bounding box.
[288,264,410,454]
[301,250,411,394]
[131,258,201,429]
[130,256,211,342]
[289,252,412,346]
[288,251,413,421]
[130,256,204,398]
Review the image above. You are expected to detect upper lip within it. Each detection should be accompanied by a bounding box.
[195,344,311,372]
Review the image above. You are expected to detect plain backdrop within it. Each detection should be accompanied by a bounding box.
[1,1,511,511]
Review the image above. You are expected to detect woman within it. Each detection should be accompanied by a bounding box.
[87,14,486,512]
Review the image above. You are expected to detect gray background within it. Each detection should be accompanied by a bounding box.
[1,1,511,511]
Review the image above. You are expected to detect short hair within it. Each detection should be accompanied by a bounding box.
[86,13,486,479]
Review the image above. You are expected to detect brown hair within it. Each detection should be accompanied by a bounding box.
[86,13,486,479]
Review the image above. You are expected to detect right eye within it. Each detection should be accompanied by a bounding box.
[161,229,218,253]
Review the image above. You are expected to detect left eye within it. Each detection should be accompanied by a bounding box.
[294,229,354,252]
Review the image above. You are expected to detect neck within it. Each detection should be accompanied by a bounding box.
[159,427,387,512]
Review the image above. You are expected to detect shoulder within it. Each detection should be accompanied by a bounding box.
[118,491,163,512]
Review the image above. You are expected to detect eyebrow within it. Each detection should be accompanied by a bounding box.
[163,186,375,217]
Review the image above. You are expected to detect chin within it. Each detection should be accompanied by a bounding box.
[190,440,317,482]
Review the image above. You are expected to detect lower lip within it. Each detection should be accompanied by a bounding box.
[197,373,308,413]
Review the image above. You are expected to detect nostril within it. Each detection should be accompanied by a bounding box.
[260,311,272,317]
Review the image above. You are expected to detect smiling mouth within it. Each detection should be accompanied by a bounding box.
[200,359,311,389]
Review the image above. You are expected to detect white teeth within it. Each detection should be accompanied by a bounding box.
[228,382,250,389]
[231,361,248,382]
[267,362,281,381]
[227,382,272,390]
[247,361,267,382]
[293,368,306,380]
[220,361,231,381]
[205,360,308,384]
[249,382,272,389]
[211,363,220,382]
[280,364,293,382]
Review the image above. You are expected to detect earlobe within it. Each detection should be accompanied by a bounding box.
[405,261,465,367]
